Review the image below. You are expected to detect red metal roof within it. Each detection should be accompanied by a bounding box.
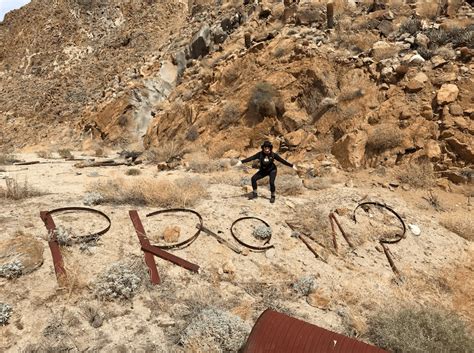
[243,310,388,353]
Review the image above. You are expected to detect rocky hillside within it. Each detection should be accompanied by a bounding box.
[1,0,473,184]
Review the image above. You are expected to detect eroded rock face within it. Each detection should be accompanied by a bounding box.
[331,131,368,169]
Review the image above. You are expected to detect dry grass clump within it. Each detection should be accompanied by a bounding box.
[1,177,43,200]
[219,102,241,128]
[179,308,251,352]
[186,152,219,173]
[36,150,52,159]
[58,149,73,159]
[125,168,141,176]
[398,161,435,188]
[0,153,16,165]
[90,176,207,207]
[185,126,199,142]
[399,18,423,36]
[440,211,474,242]
[366,125,403,155]
[286,203,332,248]
[248,81,284,119]
[366,306,474,353]
[146,142,183,163]
[276,174,303,196]
[426,25,474,49]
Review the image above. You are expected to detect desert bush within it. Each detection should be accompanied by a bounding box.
[219,102,241,128]
[186,126,199,141]
[291,275,316,297]
[125,168,141,176]
[366,125,403,154]
[0,303,12,326]
[276,174,304,196]
[366,306,474,353]
[94,148,106,157]
[441,212,474,242]
[83,192,104,206]
[416,46,434,60]
[208,141,235,159]
[252,225,272,240]
[94,262,142,300]
[186,152,219,173]
[398,161,435,188]
[0,259,23,279]
[90,177,207,207]
[53,226,74,246]
[146,142,183,163]
[80,303,105,328]
[248,81,284,119]
[399,18,423,36]
[0,153,16,165]
[58,149,73,159]
[36,150,52,159]
[1,177,43,200]
[425,25,474,49]
[179,308,251,352]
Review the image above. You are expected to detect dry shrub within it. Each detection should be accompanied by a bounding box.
[276,174,303,196]
[94,148,106,157]
[36,150,52,159]
[366,125,403,154]
[125,168,141,176]
[146,142,183,163]
[339,32,379,53]
[399,18,423,36]
[186,152,219,173]
[90,177,207,207]
[426,25,474,49]
[219,102,241,128]
[186,126,199,142]
[416,0,441,19]
[248,81,284,119]
[287,203,332,249]
[0,153,16,165]
[398,161,435,188]
[440,212,474,242]
[58,149,73,159]
[1,177,43,200]
[208,140,234,159]
[366,306,474,353]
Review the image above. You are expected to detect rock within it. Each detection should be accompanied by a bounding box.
[295,4,324,25]
[408,224,421,236]
[189,25,211,59]
[162,226,181,243]
[431,55,447,68]
[445,137,474,163]
[405,72,428,92]
[407,54,425,65]
[415,33,430,48]
[424,140,441,160]
[420,104,434,120]
[212,27,227,44]
[453,117,469,130]
[371,41,398,60]
[259,7,272,19]
[449,104,463,116]
[222,261,236,275]
[281,109,309,130]
[331,131,368,169]
[437,84,459,105]
[244,32,252,48]
[284,130,307,147]
[265,248,276,259]
[0,235,44,276]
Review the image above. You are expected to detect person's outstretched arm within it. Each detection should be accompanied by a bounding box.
[241,152,260,164]
[274,153,293,168]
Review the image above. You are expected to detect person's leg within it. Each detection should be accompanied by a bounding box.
[250,170,266,199]
[269,169,277,203]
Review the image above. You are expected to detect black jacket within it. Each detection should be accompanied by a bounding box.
[241,151,293,172]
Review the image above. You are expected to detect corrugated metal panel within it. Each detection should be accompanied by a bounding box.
[243,310,388,353]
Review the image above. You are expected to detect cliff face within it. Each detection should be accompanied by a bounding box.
[0,0,187,147]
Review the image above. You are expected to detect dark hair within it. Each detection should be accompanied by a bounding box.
[261,140,273,149]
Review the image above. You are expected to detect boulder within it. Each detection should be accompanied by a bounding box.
[424,140,441,160]
[404,72,429,92]
[331,131,368,169]
[0,235,44,276]
[449,103,463,116]
[437,84,459,105]
[189,25,211,59]
[415,33,430,48]
[371,41,399,60]
[445,137,474,164]
[281,109,310,130]
[295,4,325,25]
[285,130,307,147]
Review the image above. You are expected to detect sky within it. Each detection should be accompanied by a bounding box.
[0,0,31,21]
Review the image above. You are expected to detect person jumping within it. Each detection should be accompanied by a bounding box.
[236,141,297,203]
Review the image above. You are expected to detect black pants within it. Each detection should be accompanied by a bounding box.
[251,169,277,194]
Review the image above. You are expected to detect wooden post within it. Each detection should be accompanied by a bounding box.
[327,2,334,29]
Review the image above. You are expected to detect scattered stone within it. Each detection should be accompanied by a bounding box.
[409,224,421,236]
[407,54,425,65]
[437,84,459,105]
[449,104,463,116]
[265,248,276,259]
[424,140,441,160]
[415,33,430,48]
[162,226,181,243]
[431,56,447,68]
[222,261,236,275]
[189,25,211,59]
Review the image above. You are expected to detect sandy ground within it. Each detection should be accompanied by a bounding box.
[0,152,473,352]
